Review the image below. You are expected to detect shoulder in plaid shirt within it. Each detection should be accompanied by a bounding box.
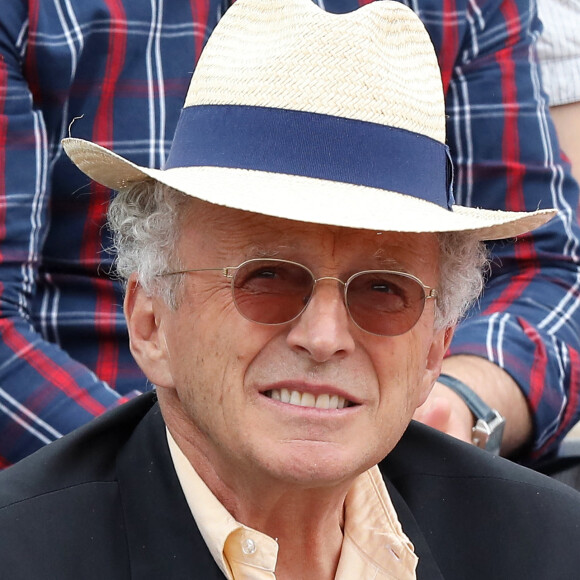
[0,0,578,466]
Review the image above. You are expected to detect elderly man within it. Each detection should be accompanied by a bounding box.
[1,0,580,578]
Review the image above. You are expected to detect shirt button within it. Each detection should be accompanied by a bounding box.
[241,538,257,555]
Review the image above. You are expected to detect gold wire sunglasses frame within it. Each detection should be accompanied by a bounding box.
[160,258,438,337]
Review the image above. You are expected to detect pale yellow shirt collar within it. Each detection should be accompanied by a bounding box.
[167,429,417,579]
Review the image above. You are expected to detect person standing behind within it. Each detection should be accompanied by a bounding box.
[1,0,579,468]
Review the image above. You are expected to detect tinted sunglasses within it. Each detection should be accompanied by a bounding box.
[161,258,437,336]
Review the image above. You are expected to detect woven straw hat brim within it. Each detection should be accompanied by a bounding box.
[63,137,555,241]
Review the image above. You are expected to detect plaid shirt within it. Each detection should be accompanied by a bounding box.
[0,0,578,467]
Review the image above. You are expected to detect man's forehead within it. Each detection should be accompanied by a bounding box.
[178,198,439,267]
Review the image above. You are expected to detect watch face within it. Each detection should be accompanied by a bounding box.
[473,414,505,455]
[472,420,490,449]
[438,375,505,454]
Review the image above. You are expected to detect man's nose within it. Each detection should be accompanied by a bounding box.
[286,280,356,362]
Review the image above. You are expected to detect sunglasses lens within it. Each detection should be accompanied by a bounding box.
[346,271,426,336]
[232,260,314,324]
[232,260,428,335]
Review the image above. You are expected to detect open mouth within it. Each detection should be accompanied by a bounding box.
[264,389,354,409]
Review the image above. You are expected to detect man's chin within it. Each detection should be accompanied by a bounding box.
[259,440,379,488]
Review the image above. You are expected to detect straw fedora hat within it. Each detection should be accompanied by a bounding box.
[62,0,555,240]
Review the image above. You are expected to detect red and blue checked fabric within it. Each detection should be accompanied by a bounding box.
[394,0,580,462]
[0,0,579,467]
[0,0,229,467]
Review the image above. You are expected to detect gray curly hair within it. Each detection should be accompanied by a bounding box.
[107,180,187,307]
[108,181,488,329]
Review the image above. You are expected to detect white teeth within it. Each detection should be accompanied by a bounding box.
[290,390,302,405]
[315,394,329,409]
[268,389,349,410]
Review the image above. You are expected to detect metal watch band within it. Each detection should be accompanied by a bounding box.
[437,373,505,455]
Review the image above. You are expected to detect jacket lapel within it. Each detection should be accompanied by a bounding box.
[385,479,445,580]
[116,400,226,579]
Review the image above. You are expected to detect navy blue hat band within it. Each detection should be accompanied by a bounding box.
[164,104,454,210]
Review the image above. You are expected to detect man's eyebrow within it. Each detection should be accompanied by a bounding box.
[244,244,287,259]
[372,248,409,272]
[244,245,413,271]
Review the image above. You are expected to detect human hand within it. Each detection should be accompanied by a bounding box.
[413,380,474,443]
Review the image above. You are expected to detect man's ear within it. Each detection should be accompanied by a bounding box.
[124,274,174,389]
[420,325,455,402]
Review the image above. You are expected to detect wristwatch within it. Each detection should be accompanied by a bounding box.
[437,373,505,455]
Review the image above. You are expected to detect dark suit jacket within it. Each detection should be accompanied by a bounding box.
[1,391,579,579]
